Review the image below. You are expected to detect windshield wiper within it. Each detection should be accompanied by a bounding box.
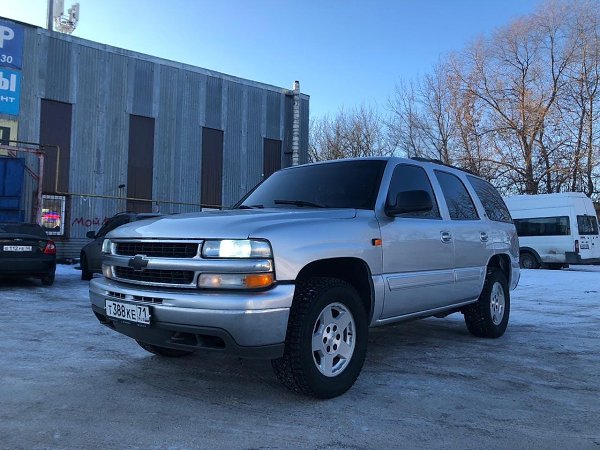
[273,199,325,208]
[238,204,264,209]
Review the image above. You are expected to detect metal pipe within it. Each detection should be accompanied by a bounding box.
[47,0,54,30]
[0,142,221,210]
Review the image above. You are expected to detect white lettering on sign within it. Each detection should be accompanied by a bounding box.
[0,72,17,92]
[0,26,15,49]
[0,96,15,102]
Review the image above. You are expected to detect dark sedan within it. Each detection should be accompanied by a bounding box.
[80,212,161,280]
[0,222,56,285]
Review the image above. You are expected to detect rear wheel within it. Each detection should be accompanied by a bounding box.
[136,340,193,357]
[463,267,510,338]
[271,277,368,399]
[41,271,55,286]
[519,251,540,269]
[81,252,93,281]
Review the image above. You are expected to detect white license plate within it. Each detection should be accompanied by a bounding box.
[3,245,32,252]
[105,300,151,326]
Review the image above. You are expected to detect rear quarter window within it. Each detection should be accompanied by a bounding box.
[467,176,513,223]
[577,215,599,235]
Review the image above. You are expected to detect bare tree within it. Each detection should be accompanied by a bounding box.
[309,105,393,162]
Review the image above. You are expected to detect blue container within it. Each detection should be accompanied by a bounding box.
[0,157,25,197]
[0,157,25,221]
[0,210,24,222]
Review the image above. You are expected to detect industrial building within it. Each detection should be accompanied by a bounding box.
[0,17,309,258]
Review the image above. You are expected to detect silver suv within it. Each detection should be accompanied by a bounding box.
[89,157,519,398]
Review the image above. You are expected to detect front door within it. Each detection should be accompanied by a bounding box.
[379,164,455,319]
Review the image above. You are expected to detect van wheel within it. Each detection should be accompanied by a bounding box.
[463,267,510,338]
[136,340,193,357]
[519,251,540,269]
[271,277,368,399]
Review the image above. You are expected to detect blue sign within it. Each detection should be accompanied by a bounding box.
[0,68,21,115]
[0,20,24,70]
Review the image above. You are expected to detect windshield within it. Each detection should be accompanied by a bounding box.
[237,160,387,210]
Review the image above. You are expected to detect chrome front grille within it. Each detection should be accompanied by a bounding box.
[114,266,195,285]
[106,239,272,289]
[115,242,199,258]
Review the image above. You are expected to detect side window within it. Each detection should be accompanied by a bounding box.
[387,164,440,219]
[434,170,480,220]
[514,217,570,236]
[467,176,513,223]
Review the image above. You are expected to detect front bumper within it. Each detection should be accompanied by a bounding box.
[89,277,294,359]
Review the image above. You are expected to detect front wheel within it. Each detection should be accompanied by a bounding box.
[81,252,93,281]
[463,267,510,338]
[271,277,368,399]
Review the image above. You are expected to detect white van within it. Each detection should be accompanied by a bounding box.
[504,192,600,269]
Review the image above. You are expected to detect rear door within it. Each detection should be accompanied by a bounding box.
[379,164,455,319]
[575,199,600,260]
[433,170,491,302]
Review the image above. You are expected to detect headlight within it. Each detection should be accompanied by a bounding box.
[202,239,272,258]
[101,239,112,254]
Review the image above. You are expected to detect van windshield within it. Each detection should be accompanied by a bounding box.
[577,215,599,235]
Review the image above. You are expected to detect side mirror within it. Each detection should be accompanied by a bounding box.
[86,230,96,239]
[385,190,433,217]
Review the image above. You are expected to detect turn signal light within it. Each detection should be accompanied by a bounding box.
[575,239,580,254]
[244,273,274,288]
[44,241,56,255]
[197,272,274,289]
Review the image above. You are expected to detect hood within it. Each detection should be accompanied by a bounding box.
[107,208,357,240]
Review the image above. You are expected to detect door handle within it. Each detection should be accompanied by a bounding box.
[441,231,452,243]
[480,232,489,242]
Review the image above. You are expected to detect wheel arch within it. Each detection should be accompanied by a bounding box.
[295,257,374,322]
[487,253,512,285]
[519,247,542,263]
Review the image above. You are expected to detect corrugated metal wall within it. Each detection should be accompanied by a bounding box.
[11,21,309,258]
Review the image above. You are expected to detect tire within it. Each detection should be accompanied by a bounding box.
[519,251,540,269]
[136,340,193,357]
[41,271,55,286]
[271,277,368,399]
[463,267,510,338]
[81,253,93,281]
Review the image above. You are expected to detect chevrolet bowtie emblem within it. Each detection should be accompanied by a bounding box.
[128,255,149,271]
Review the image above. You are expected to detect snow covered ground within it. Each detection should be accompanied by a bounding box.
[0,265,598,449]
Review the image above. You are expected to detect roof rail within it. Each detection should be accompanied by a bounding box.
[410,157,477,176]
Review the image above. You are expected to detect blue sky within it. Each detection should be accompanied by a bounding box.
[1,0,545,118]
